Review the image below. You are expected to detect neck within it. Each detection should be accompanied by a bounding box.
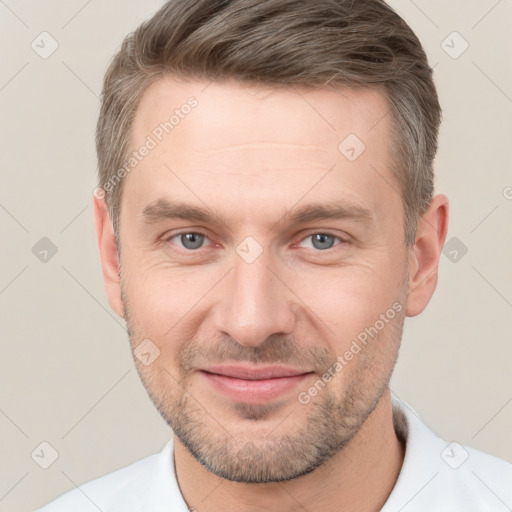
[174,389,404,512]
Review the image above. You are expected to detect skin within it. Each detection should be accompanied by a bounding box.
[94,76,449,512]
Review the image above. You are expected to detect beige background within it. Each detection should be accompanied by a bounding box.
[0,1,511,510]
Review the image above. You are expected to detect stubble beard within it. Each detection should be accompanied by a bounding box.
[121,277,407,483]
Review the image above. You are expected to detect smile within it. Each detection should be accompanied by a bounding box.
[198,365,315,404]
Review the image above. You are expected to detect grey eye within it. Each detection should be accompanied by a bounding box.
[311,233,336,250]
[179,233,205,250]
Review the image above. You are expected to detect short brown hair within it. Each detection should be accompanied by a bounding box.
[96,0,441,246]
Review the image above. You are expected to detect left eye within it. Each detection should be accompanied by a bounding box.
[298,233,343,251]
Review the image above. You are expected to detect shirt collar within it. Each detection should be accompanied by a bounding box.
[142,395,449,512]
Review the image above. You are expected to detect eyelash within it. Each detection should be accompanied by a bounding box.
[164,231,348,253]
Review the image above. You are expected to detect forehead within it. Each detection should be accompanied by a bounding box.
[131,76,390,155]
[123,75,399,231]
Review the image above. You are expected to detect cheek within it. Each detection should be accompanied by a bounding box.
[122,238,406,347]
[123,253,206,317]
[121,258,222,362]
[294,258,404,341]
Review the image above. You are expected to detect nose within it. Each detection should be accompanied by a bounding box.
[212,248,297,347]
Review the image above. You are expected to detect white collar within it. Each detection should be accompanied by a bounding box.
[104,395,512,512]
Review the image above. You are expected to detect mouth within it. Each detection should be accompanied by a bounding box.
[197,364,315,404]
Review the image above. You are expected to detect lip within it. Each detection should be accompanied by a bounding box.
[202,364,310,380]
[198,365,314,404]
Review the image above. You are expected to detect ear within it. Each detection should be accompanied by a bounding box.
[406,194,449,317]
[93,194,124,319]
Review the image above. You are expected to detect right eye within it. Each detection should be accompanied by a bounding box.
[166,232,212,251]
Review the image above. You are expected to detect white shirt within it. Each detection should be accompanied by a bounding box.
[36,397,512,511]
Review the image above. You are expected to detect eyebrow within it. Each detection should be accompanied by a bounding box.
[141,198,374,227]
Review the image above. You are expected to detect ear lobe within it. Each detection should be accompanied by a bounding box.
[406,194,449,317]
[93,195,124,319]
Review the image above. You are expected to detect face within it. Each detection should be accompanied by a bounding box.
[117,76,410,483]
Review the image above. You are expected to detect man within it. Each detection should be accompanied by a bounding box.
[37,0,512,511]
